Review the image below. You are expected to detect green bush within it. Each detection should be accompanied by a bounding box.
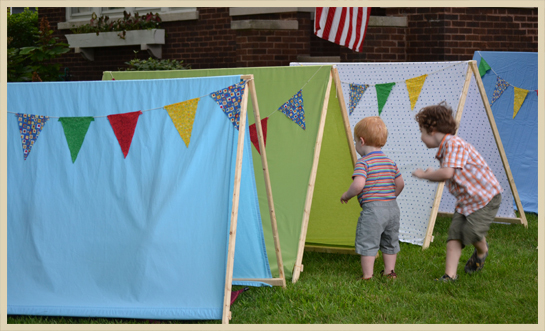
[124,55,190,71]
[7,8,38,49]
[8,16,70,82]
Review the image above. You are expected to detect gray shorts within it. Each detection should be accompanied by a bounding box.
[448,193,502,248]
[355,200,400,256]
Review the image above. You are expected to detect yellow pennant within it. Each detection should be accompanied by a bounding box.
[405,74,428,111]
[513,87,529,119]
[164,98,200,147]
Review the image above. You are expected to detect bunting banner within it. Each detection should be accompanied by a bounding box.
[491,76,509,104]
[107,111,142,158]
[349,83,369,115]
[210,81,246,130]
[58,117,94,163]
[164,98,200,147]
[279,90,306,130]
[375,82,395,115]
[405,74,427,111]
[513,86,529,119]
[249,117,268,154]
[16,113,49,161]
[478,58,491,77]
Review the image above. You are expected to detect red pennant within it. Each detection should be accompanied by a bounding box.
[249,117,268,154]
[107,111,142,158]
[230,287,249,305]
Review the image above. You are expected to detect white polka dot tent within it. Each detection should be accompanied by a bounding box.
[292,61,526,253]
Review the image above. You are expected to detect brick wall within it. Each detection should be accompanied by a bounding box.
[233,12,311,67]
[386,7,538,61]
[36,7,537,81]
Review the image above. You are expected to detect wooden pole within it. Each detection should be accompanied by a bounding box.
[422,63,473,250]
[468,60,527,227]
[292,70,333,283]
[222,78,249,324]
[244,74,286,288]
[332,67,358,167]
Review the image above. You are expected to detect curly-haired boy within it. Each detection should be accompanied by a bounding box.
[413,102,502,282]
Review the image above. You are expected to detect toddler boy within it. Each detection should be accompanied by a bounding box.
[341,116,404,280]
[412,102,502,282]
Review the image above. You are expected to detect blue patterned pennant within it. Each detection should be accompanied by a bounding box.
[491,76,509,104]
[349,83,369,115]
[210,81,246,130]
[279,90,305,130]
[16,113,49,160]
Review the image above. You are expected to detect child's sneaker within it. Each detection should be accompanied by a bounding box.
[435,274,458,282]
[380,270,397,279]
[465,243,488,274]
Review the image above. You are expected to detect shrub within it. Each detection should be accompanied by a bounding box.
[9,16,70,82]
[123,54,190,71]
[7,8,38,49]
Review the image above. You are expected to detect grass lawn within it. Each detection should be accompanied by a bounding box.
[7,213,539,324]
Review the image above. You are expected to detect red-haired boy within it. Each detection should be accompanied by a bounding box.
[341,116,405,280]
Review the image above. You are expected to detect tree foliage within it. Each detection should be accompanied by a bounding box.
[8,14,70,82]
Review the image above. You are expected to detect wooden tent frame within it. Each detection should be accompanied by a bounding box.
[291,62,528,283]
[422,60,527,249]
[222,75,286,324]
[292,68,358,283]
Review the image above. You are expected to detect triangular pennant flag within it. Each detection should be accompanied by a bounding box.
[513,87,529,119]
[279,90,305,130]
[230,287,249,305]
[107,111,142,158]
[16,113,49,160]
[249,117,269,154]
[478,58,491,77]
[164,98,200,147]
[210,81,246,130]
[349,83,369,115]
[491,76,509,104]
[375,82,396,115]
[405,74,428,111]
[58,117,94,163]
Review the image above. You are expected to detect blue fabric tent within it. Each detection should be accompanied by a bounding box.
[7,76,271,320]
[473,51,538,214]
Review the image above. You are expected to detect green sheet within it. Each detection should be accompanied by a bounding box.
[103,66,361,278]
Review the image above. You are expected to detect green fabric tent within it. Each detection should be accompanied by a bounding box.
[103,66,361,280]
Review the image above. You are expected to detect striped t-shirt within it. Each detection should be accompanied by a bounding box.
[352,151,401,206]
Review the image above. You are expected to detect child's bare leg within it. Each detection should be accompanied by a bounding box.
[445,239,462,277]
[473,237,488,258]
[382,253,397,275]
[361,255,376,279]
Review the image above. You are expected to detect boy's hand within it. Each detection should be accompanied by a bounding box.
[340,192,351,204]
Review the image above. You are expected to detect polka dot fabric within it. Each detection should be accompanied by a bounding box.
[291,61,515,246]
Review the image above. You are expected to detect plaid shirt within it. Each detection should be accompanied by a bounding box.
[436,134,502,216]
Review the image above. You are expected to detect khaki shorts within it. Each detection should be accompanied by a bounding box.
[355,200,400,256]
[447,194,502,247]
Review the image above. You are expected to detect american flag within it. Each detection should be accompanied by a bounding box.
[314,7,372,52]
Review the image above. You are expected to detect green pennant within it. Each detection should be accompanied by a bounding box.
[375,82,396,115]
[59,117,94,163]
[478,58,491,77]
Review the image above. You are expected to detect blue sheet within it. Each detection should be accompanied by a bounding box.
[473,52,538,214]
[7,76,271,320]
